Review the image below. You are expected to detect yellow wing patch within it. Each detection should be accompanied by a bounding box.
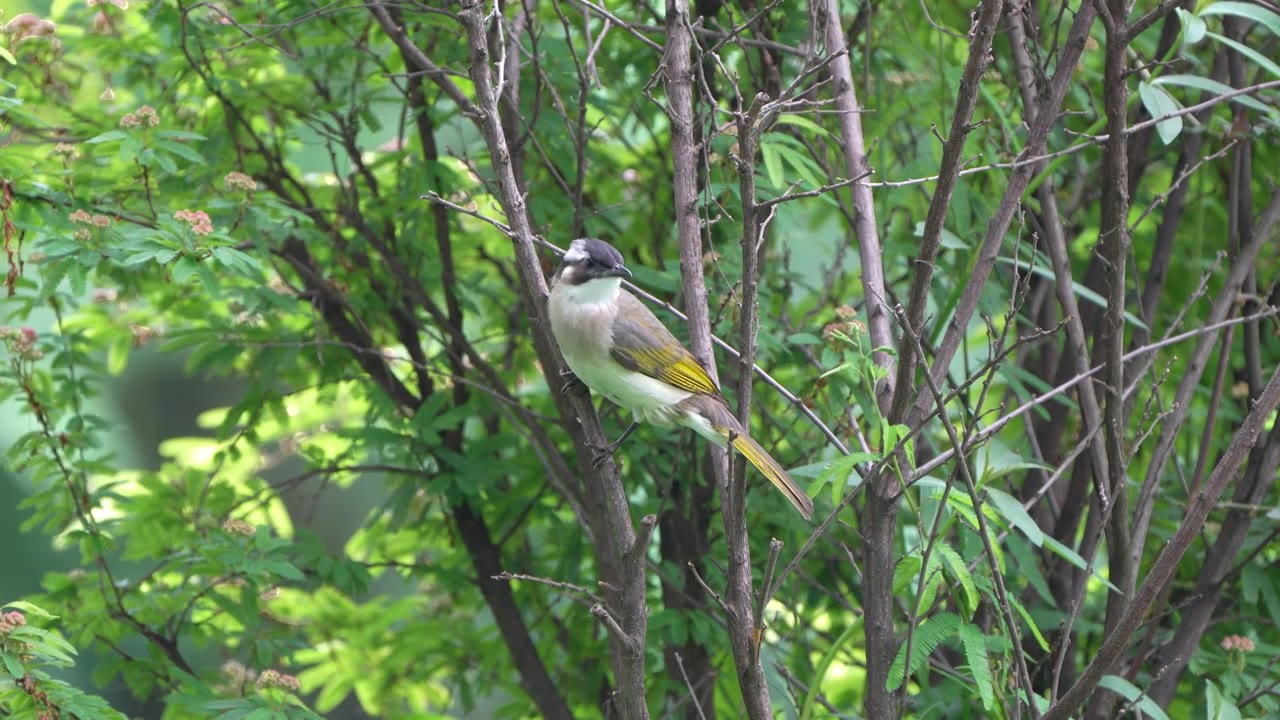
[612,344,719,395]
[610,290,721,395]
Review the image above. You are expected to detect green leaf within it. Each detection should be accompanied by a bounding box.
[894,554,923,595]
[787,333,823,346]
[987,487,1044,546]
[1042,535,1120,594]
[36,628,79,662]
[959,622,996,710]
[9,627,76,665]
[210,246,264,275]
[3,600,59,620]
[913,221,969,250]
[153,139,208,165]
[153,130,209,141]
[170,255,199,285]
[799,617,861,720]
[1204,31,1280,77]
[120,134,144,163]
[1199,1,1280,36]
[761,141,784,189]
[917,557,944,613]
[85,130,129,144]
[195,263,223,297]
[888,612,960,690]
[773,142,826,189]
[1008,593,1050,652]
[1206,679,1243,720]
[261,559,305,581]
[1153,74,1275,115]
[107,333,132,375]
[1099,675,1169,720]
[149,147,178,174]
[818,451,877,505]
[1007,534,1055,605]
[996,257,1150,330]
[772,113,830,136]
[935,541,980,619]
[920,482,984,536]
[1177,8,1208,44]
[2,649,25,677]
[0,46,16,64]
[1138,81,1183,144]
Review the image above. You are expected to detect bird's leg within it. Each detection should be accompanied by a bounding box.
[590,421,639,468]
[559,368,589,397]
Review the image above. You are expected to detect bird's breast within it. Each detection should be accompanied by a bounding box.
[548,289,693,415]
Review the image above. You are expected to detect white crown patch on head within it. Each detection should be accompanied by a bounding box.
[563,240,590,264]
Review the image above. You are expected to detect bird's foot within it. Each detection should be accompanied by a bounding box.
[588,422,638,469]
[589,439,623,469]
[560,368,589,397]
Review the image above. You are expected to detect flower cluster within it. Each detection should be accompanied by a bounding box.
[129,323,156,347]
[222,517,255,536]
[223,171,257,191]
[69,209,111,240]
[0,327,41,359]
[204,4,234,25]
[4,13,57,44]
[1220,635,1255,653]
[69,209,111,227]
[0,611,26,634]
[822,305,867,348]
[91,11,112,34]
[256,669,301,691]
[174,208,213,236]
[120,104,159,129]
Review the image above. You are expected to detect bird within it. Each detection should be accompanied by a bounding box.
[547,237,814,520]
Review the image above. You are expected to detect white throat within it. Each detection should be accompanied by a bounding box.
[560,277,623,307]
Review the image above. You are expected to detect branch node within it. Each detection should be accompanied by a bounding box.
[590,603,640,653]
[687,561,730,613]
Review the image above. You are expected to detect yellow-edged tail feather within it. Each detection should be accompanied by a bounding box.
[729,433,814,520]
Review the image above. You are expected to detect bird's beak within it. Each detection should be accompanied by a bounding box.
[605,264,632,279]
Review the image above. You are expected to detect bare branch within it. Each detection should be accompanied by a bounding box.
[1041,363,1280,720]
[816,0,892,405]
[896,306,1041,717]
[905,2,1098,428]
[447,1,652,715]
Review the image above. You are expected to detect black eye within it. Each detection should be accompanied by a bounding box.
[584,257,597,268]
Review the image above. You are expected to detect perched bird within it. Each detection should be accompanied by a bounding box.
[547,238,814,520]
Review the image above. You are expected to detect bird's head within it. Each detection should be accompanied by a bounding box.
[555,238,632,305]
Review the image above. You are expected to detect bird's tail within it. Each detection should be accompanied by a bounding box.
[729,431,814,520]
[682,396,814,519]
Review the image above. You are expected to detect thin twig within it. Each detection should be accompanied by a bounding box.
[673,653,710,720]
[687,562,731,613]
[494,572,603,605]
[753,538,785,643]
[896,306,1041,718]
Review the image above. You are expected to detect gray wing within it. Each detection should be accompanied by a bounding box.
[609,292,721,396]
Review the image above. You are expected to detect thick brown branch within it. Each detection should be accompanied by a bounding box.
[907,3,1098,427]
[448,2,650,717]
[663,0,768,716]
[816,0,891,403]
[455,503,578,720]
[887,0,1004,423]
[1089,7,1136,718]
[1041,363,1280,720]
